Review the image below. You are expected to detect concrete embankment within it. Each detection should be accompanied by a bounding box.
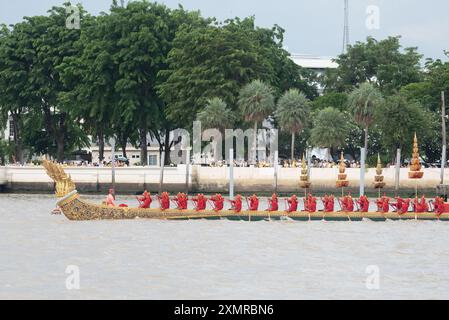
[0,165,446,195]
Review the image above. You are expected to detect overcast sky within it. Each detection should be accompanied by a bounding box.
[1,0,448,60]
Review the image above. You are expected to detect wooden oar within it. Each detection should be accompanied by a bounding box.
[354,200,360,212]
[337,198,343,212]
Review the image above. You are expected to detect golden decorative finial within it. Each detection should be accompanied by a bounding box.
[299,153,311,189]
[374,154,385,189]
[336,151,349,188]
[409,133,424,179]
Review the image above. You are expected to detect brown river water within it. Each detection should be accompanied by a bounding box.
[1,194,449,300]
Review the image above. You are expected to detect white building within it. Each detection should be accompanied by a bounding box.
[290,54,338,94]
[90,143,161,167]
[290,54,338,75]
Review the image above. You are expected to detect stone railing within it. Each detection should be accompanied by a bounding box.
[0,165,447,193]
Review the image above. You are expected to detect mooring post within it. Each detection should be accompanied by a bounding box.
[159,150,165,194]
[441,91,446,186]
[185,149,190,194]
[307,148,312,180]
[395,148,401,195]
[360,147,366,196]
[274,150,279,193]
[109,138,116,191]
[229,148,234,199]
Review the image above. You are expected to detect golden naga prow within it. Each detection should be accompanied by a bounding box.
[43,160,76,198]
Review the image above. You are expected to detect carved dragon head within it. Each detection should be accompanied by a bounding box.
[43,160,76,198]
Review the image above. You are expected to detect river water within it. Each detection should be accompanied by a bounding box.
[1,193,449,300]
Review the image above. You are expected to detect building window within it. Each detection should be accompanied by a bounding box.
[149,155,158,166]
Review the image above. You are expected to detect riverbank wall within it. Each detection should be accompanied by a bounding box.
[0,165,447,195]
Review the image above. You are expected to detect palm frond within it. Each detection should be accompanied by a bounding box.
[275,89,310,134]
[237,80,275,123]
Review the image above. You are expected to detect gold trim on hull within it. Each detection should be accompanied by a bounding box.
[57,191,449,222]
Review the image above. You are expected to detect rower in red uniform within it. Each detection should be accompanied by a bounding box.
[247,194,259,211]
[399,198,411,214]
[267,194,279,212]
[413,196,429,213]
[137,190,152,209]
[340,194,354,212]
[376,194,390,213]
[172,192,188,210]
[391,197,404,213]
[229,194,243,213]
[304,193,317,213]
[322,194,335,212]
[433,197,447,215]
[192,194,207,211]
[158,192,170,211]
[210,194,224,212]
[286,195,298,213]
[357,195,370,212]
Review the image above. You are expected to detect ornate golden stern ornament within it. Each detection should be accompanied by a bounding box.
[409,133,424,179]
[43,160,76,198]
[336,152,349,188]
[299,154,311,189]
[374,154,386,189]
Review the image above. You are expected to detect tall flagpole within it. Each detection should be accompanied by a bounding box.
[342,0,350,53]
[441,91,446,186]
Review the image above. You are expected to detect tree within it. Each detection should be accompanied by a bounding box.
[197,98,235,131]
[312,92,348,112]
[309,107,351,160]
[375,94,433,160]
[159,18,270,127]
[0,24,33,163]
[158,17,315,129]
[275,89,310,161]
[238,80,275,162]
[347,82,383,158]
[59,13,115,163]
[5,4,91,162]
[323,36,422,94]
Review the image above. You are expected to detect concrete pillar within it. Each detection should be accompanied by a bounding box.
[159,151,165,194]
[229,148,234,199]
[395,148,401,194]
[360,148,366,196]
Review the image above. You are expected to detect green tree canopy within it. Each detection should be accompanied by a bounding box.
[238,79,275,163]
[324,36,422,94]
[197,98,235,131]
[312,92,348,112]
[275,89,310,160]
[374,94,434,159]
[309,107,351,159]
[347,82,383,156]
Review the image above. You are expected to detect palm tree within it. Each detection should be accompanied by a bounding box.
[197,98,235,162]
[310,107,351,160]
[275,89,310,161]
[238,80,275,163]
[196,97,235,132]
[347,82,383,158]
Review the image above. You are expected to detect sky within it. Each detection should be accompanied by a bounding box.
[0,0,448,60]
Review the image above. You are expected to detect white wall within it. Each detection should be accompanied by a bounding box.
[1,165,447,191]
[0,166,6,185]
